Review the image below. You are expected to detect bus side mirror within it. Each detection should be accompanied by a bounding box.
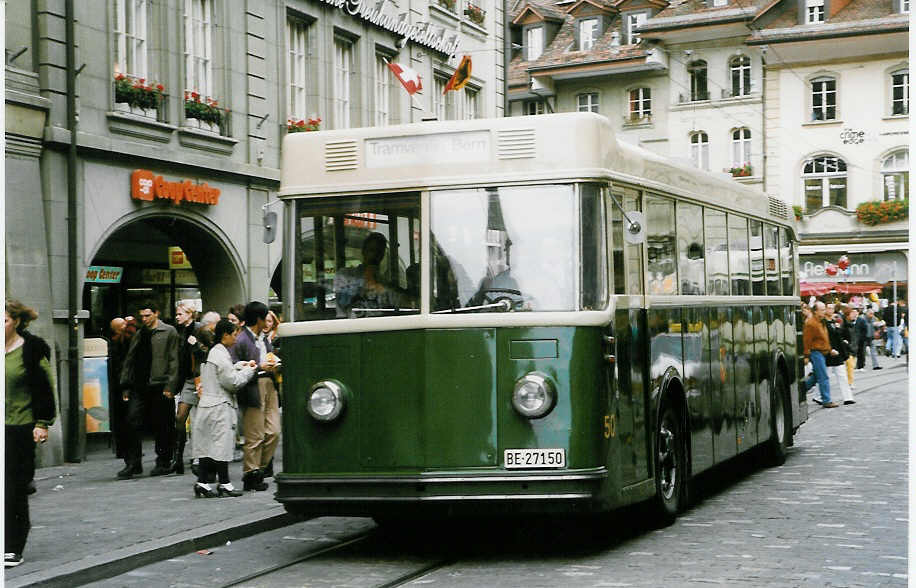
[622,211,646,245]
[263,211,277,244]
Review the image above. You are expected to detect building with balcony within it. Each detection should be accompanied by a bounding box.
[5,0,504,464]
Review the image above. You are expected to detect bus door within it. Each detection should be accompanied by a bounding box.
[610,188,649,486]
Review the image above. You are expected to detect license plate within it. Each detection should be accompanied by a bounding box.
[503,448,566,469]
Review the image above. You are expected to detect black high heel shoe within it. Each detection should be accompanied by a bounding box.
[217,483,243,497]
[194,483,218,498]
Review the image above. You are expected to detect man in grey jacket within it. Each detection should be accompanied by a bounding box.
[118,300,179,479]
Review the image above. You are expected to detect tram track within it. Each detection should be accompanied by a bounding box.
[218,526,454,588]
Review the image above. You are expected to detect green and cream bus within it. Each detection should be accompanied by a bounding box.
[274,112,805,523]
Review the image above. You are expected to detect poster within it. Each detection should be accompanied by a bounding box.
[82,357,110,433]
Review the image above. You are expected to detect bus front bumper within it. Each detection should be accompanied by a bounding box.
[274,468,608,517]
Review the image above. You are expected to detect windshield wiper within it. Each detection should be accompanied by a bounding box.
[432,300,511,314]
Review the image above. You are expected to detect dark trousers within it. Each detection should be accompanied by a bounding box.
[856,340,867,369]
[197,458,229,485]
[5,425,35,555]
[125,386,175,468]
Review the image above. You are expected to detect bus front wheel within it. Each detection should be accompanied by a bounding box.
[652,400,685,526]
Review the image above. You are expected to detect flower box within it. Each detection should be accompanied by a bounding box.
[855,199,909,226]
[438,0,456,11]
[727,164,752,177]
[114,74,164,112]
[184,91,228,132]
[288,117,322,133]
[464,3,485,25]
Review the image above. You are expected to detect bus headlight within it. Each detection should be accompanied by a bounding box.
[307,380,346,422]
[512,373,556,419]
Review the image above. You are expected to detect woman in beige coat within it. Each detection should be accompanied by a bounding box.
[192,319,257,498]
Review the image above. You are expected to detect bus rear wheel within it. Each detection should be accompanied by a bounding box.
[652,400,685,526]
[763,370,791,466]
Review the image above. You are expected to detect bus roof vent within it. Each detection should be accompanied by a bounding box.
[767,196,789,220]
[497,128,536,159]
[325,140,359,172]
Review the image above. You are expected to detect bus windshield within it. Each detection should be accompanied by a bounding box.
[430,184,597,313]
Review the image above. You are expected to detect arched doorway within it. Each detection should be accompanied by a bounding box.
[83,214,245,337]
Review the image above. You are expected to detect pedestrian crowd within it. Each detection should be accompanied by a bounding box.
[108,300,282,500]
[802,295,907,409]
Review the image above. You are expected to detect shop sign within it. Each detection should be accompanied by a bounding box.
[319,0,460,57]
[131,169,220,206]
[800,252,907,283]
[85,265,124,283]
[140,268,199,285]
[169,246,192,269]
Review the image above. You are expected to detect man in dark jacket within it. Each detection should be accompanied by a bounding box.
[118,300,179,479]
[107,318,133,459]
[854,309,881,371]
[230,301,280,491]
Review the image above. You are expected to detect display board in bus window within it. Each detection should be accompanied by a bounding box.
[704,209,729,295]
[646,194,677,295]
[294,193,420,320]
[611,192,626,295]
[676,201,705,295]
[763,223,780,296]
[430,185,581,312]
[749,220,764,295]
[728,214,750,295]
[779,227,794,295]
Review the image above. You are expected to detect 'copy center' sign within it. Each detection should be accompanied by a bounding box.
[131,169,221,205]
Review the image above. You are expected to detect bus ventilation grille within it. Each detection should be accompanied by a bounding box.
[767,197,789,220]
[325,140,359,172]
[497,129,536,159]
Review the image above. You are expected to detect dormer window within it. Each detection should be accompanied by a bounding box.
[902,0,910,13]
[526,26,544,61]
[712,0,727,6]
[805,0,824,23]
[626,13,647,45]
[579,18,599,51]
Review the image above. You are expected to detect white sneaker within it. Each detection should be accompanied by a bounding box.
[4,552,23,567]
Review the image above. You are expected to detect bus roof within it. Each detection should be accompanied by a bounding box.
[279,112,795,231]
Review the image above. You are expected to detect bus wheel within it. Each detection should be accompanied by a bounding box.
[652,400,685,526]
[764,370,791,466]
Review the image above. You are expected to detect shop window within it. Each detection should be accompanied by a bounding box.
[730,55,751,97]
[690,131,709,171]
[114,0,149,80]
[882,149,909,201]
[803,155,847,211]
[577,92,599,113]
[286,18,309,123]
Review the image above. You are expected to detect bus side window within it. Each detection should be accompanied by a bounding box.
[676,201,705,295]
[623,191,643,296]
[611,192,626,295]
[645,194,677,295]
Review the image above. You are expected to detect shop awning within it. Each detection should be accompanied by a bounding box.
[799,281,888,296]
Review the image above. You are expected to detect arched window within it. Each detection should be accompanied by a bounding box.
[730,55,751,97]
[802,155,847,211]
[690,131,709,171]
[810,76,836,121]
[882,149,909,201]
[891,68,909,115]
[688,60,708,101]
[731,128,751,168]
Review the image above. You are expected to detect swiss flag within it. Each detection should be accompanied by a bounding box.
[387,61,423,95]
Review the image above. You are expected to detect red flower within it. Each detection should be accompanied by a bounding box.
[191,91,200,100]
[156,84,164,91]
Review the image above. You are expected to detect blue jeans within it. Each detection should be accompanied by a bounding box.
[804,350,831,403]
[887,326,902,357]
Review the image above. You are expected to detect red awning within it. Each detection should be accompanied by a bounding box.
[800,281,888,296]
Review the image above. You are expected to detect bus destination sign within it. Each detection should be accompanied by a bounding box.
[365,131,490,169]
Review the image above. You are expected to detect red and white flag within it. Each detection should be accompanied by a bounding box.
[387,61,423,95]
